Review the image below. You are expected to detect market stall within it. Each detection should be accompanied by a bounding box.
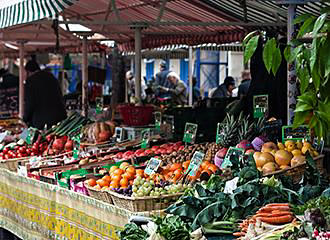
[0,1,329,240]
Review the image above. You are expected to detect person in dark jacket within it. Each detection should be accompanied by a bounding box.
[211,76,236,98]
[23,58,67,129]
[155,60,172,98]
[238,70,251,98]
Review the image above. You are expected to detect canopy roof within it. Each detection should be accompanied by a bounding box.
[0,0,77,29]
[56,0,329,51]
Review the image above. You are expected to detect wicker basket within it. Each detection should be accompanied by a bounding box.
[86,185,113,204]
[0,160,18,172]
[108,190,183,212]
[264,155,325,184]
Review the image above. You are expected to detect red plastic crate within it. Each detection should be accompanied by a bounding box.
[118,105,153,126]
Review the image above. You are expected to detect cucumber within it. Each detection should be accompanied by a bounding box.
[54,113,77,135]
[58,115,83,136]
[64,118,86,136]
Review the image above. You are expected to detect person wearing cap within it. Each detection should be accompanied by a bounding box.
[158,71,187,105]
[211,76,236,98]
[155,60,172,98]
[24,56,67,129]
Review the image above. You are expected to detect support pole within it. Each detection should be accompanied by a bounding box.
[134,27,142,104]
[287,4,297,124]
[18,42,25,119]
[188,46,193,106]
[82,36,88,117]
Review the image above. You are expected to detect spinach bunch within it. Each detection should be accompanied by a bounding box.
[153,215,191,240]
[118,223,149,240]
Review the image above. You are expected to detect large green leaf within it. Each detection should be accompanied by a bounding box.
[297,17,316,38]
[294,13,312,24]
[293,111,310,128]
[243,31,258,46]
[312,67,321,90]
[294,102,313,112]
[297,92,317,107]
[320,36,330,77]
[288,46,302,63]
[272,47,282,76]
[296,66,310,93]
[318,100,330,122]
[244,35,260,64]
[308,115,318,129]
[284,46,291,62]
[310,38,320,72]
[262,38,276,73]
[313,13,328,36]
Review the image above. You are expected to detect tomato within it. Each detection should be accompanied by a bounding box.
[30,152,35,156]
[14,146,20,150]
[19,147,26,153]
[145,149,153,155]
[3,148,9,154]
[26,149,31,155]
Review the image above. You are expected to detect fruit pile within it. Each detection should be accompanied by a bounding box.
[254,140,319,175]
[0,141,48,160]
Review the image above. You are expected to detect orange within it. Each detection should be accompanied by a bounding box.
[109,166,118,173]
[110,180,120,188]
[207,164,218,173]
[102,175,111,182]
[136,169,144,176]
[169,163,182,171]
[113,168,125,175]
[173,168,183,177]
[122,172,134,180]
[87,178,97,187]
[201,161,211,170]
[119,162,130,170]
[120,178,129,188]
[126,166,136,175]
[129,180,134,185]
[111,174,122,182]
[96,179,109,188]
[182,160,190,169]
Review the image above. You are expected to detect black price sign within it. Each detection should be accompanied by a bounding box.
[222,147,245,168]
[282,125,311,142]
[0,87,18,119]
[253,95,268,118]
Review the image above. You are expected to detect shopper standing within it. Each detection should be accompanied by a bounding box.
[155,60,172,98]
[238,70,251,98]
[23,56,67,130]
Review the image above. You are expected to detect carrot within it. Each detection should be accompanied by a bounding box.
[265,203,290,207]
[255,213,273,218]
[233,232,246,237]
[259,206,290,212]
[258,215,293,224]
[271,210,293,216]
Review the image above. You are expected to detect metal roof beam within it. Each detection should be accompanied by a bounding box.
[156,0,167,23]
[112,0,121,22]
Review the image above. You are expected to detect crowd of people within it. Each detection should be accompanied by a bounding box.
[125,60,251,105]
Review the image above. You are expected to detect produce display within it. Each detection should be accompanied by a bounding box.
[255,140,319,175]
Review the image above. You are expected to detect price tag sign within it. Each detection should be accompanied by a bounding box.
[216,123,221,144]
[282,125,310,143]
[20,128,37,145]
[115,127,124,142]
[183,123,198,144]
[141,128,151,149]
[17,165,28,177]
[253,95,268,118]
[154,112,162,131]
[221,147,245,169]
[72,133,82,160]
[187,151,205,176]
[144,157,162,175]
[95,97,104,114]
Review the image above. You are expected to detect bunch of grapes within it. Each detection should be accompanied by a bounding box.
[131,176,189,197]
[112,185,133,196]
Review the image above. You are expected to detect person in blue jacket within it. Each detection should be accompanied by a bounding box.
[155,60,172,98]
[211,76,236,98]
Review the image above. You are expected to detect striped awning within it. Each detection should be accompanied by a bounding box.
[0,0,78,29]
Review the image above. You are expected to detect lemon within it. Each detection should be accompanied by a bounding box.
[285,140,295,148]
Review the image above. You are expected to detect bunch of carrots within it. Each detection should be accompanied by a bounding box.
[233,203,295,238]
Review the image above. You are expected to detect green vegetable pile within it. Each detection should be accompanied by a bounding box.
[118,223,149,240]
[153,215,191,240]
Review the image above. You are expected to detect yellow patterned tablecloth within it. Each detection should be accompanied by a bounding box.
[0,168,154,240]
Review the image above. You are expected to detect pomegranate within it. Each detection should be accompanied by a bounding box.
[64,140,73,151]
[237,140,253,150]
[216,148,228,159]
[52,138,64,151]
